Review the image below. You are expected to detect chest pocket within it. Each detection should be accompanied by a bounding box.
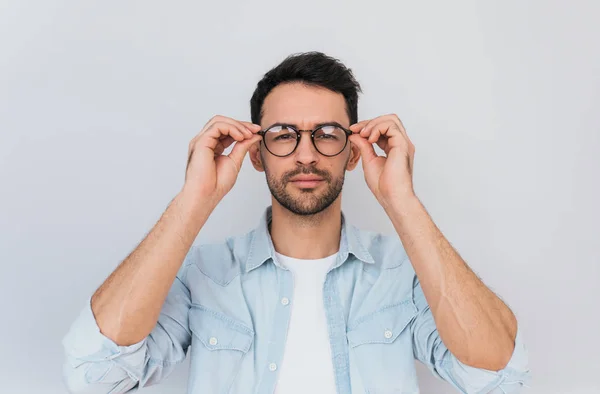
[347,299,419,393]
[188,305,254,393]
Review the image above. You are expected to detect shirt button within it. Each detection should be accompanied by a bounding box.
[269,362,277,371]
[384,330,393,339]
[281,297,290,306]
[209,337,218,346]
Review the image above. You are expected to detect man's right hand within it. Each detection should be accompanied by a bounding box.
[87,116,263,349]
[183,115,263,203]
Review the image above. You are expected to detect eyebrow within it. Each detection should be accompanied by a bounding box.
[268,121,346,129]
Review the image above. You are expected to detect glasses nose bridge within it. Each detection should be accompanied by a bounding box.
[294,128,319,155]
[295,128,317,142]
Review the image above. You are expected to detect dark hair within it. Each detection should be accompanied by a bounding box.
[250,51,362,126]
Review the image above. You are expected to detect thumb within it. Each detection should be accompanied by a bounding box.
[227,134,262,172]
[349,134,378,163]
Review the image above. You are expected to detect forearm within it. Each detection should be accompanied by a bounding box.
[385,195,517,371]
[91,188,214,346]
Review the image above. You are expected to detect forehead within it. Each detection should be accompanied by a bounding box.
[261,83,349,127]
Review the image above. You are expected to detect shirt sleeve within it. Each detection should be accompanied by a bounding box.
[61,263,193,394]
[410,276,531,394]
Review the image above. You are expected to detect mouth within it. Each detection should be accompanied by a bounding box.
[289,176,325,188]
[290,179,324,188]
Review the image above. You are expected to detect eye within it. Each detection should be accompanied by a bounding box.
[266,126,297,143]
[316,134,338,140]
[274,134,295,141]
[314,126,343,141]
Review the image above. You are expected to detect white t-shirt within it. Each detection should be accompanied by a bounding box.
[273,251,339,394]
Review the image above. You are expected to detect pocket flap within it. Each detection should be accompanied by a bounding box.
[189,305,254,353]
[347,300,417,348]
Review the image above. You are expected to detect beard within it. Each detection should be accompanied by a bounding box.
[262,154,348,216]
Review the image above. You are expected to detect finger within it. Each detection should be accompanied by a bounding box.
[217,133,237,144]
[349,119,370,133]
[207,122,247,142]
[227,119,255,137]
[213,136,235,156]
[396,120,415,153]
[348,134,378,162]
[204,115,255,137]
[188,122,245,164]
[359,119,376,137]
[384,114,411,143]
[228,134,263,171]
[391,114,408,136]
[368,124,387,144]
[375,136,390,154]
[195,121,245,146]
[213,121,250,141]
[188,118,260,169]
[360,119,381,138]
[363,120,403,142]
[240,121,263,133]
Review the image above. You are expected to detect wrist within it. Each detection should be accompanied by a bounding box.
[173,188,217,230]
[381,192,420,215]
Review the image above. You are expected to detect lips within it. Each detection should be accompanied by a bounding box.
[289,175,324,188]
[290,176,323,182]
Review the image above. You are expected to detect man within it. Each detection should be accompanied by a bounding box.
[62,52,530,393]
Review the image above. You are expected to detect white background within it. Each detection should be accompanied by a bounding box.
[1,1,598,393]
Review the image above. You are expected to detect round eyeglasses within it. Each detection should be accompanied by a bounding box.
[257,123,353,157]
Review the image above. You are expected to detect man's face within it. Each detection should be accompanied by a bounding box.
[250,83,360,216]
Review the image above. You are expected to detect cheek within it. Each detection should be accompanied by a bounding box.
[334,153,352,171]
[262,159,288,181]
[259,149,278,174]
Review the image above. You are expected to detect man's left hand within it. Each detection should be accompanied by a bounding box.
[349,114,416,208]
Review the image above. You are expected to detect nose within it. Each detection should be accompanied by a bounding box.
[294,130,319,165]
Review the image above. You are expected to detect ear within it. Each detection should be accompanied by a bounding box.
[249,141,265,172]
[345,141,361,171]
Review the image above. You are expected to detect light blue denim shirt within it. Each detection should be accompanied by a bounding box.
[62,206,530,393]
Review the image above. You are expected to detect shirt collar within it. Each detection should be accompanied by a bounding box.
[245,205,375,273]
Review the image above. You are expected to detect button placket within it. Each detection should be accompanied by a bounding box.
[257,267,293,392]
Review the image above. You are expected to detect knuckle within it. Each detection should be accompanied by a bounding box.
[211,121,230,132]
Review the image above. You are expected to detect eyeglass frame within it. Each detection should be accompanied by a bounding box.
[257,122,353,157]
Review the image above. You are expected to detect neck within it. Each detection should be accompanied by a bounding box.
[269,199,342,259]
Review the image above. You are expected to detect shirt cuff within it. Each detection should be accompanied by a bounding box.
[441,325,531,393]
[62,297,147,361]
